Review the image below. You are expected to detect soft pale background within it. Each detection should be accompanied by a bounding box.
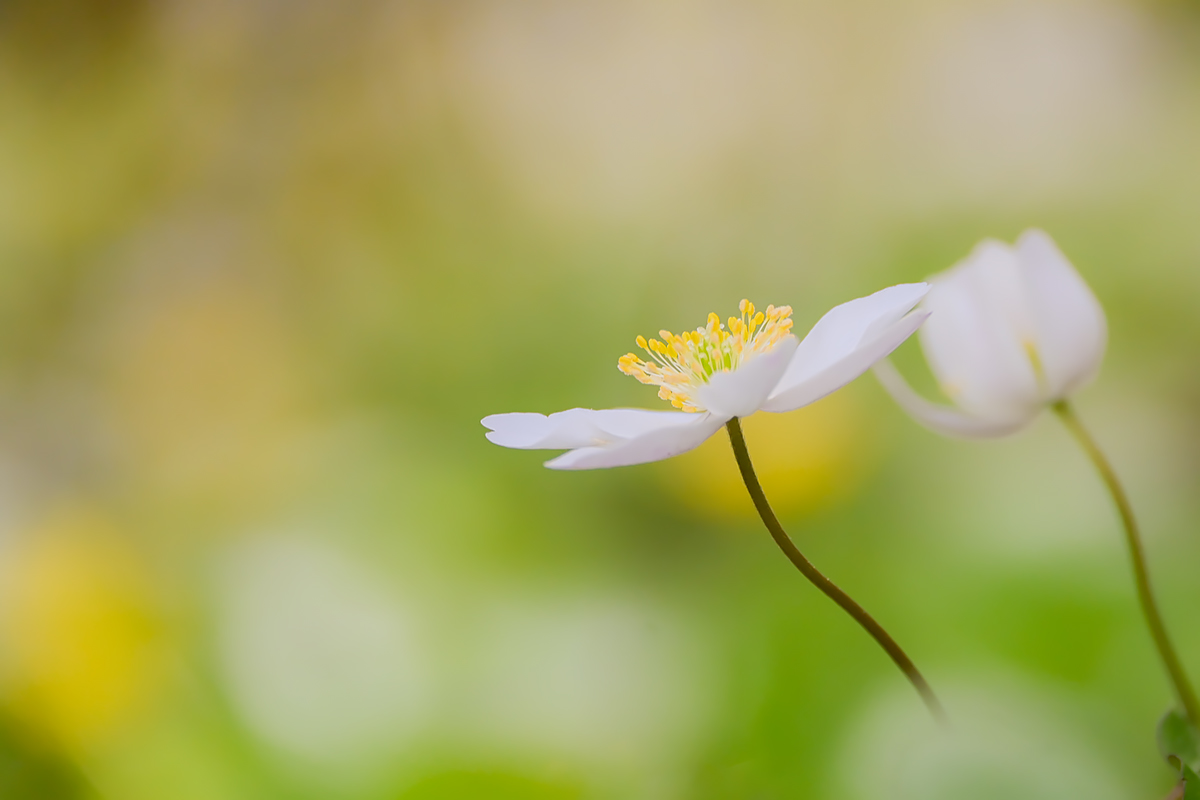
[1,0,1199,798]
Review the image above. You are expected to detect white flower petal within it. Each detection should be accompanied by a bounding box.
[759,283,930,413]
[544,412,726,470]
[762,309,929,413]
[872,360,1034,439]
[765,284,928,403]
[1015,229,1107,400]
[694,335,798,418]
[483,409,610,449]
[585,408,709,439]
[855,283,933,340]
[918,244,1042,421]
[482,408,700,450]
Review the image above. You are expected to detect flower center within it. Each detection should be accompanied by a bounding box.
[618,299,794,412]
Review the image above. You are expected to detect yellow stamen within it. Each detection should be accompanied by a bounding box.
[617,298,794,413]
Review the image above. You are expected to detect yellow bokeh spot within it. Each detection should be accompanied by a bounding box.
[106,280,314,515]
[659,391,876,521]
[0,509,165,748]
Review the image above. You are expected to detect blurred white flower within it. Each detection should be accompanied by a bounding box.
[484,284,929,469]
[467,596,713,774]
[217,537,432,768]
[839,677,1128,800]
[875,230,1106,438]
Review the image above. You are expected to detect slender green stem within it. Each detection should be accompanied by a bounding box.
[724,417,948,725]
[1053,400,1200,725]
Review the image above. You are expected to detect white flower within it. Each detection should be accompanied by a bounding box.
[483,284,930,469]
[873,229,1107,438]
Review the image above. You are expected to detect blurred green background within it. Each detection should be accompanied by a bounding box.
[1,0,1199,797]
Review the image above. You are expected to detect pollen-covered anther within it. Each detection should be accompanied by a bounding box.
[617,298,794,412]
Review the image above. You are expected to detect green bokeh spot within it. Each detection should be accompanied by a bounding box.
[397,770,583,800]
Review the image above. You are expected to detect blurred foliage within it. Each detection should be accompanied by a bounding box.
[0,0,1198,798]
[1159,708,1200,771]
[0,710,96,800]
[397,771,582,800]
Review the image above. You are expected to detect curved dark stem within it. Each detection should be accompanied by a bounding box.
[1053,400,1200,726]
[724,417,948,725]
